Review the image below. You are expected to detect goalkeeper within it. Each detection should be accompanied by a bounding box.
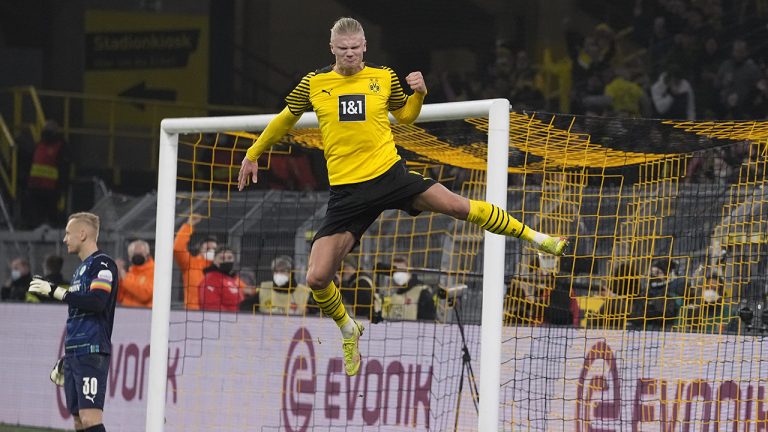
[28,212,118,432]
[237,17,567,377]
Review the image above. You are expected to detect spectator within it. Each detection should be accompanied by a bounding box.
[651,64,696,120]
[696,37,725,118]
[648,16,675,74]
[173,214,218,310]
[199,246,246,312]
[628,259,683,330]
[1,257,32,301]
[249,255,312,315]
[604,66,645,116]
[28,254,68,303]
[117,240,155,308]
[505,254,578,326]
[715,40,763,118]
[22,120,70,229]
[509,50,545,111]
[337,256,377,321]
[587,262,640,329]
[677,270,737,333]
[750,71,768,119]
[381,255,435,321]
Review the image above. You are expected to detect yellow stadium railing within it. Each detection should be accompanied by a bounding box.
[2,86,263,186]
[0,114,17,199]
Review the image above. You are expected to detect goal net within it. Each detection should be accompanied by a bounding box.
[149,102,768,431]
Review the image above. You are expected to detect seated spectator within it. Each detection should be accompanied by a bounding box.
[174,214,218,310]
[505,254,578,326]
[381,255,435,321]
[587,262,640,330]
[251,255,312,315]
[117,240,155,308]
[677,270,737,333]
[1,257,32,301]
[28,254,69,303]
[338,257,378,321]
[199,246,247,312]
[628,259,683,330]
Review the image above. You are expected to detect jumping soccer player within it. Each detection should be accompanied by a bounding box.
[237,17,568,377]
[29,212,118,432]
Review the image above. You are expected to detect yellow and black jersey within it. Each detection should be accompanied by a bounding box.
[286,64,415,185]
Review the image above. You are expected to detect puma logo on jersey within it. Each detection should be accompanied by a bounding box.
[321,89,332,96]
[85,395,95,403]
[100,262,108,268]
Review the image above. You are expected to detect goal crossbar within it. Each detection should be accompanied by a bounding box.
[148,99,511,432]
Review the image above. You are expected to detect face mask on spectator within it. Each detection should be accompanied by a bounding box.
[203,250,216,261]
[131,255,146,266]
[273,272,290,287]
[219,262,235,275]
[702,289,720,303]
[392,271,410,286]
[10,269,21,281]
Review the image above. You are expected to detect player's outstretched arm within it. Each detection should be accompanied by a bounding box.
[391,71,427,124]
[238,107,301,190]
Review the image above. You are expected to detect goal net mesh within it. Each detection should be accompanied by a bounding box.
[165,112,768,431]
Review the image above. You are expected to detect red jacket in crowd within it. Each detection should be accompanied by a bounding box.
[198,266,245,312]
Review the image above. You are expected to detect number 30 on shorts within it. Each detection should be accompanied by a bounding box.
[82,377,98,399]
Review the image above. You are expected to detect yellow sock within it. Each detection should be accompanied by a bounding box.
[467,199,536,242]
[312,281,351,328]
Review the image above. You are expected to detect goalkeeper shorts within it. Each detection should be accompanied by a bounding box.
[63,353,110,414]
[314,160,436,245]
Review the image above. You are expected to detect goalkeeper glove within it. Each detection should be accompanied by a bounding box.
[28,276,68,301]
[50,357,64,386]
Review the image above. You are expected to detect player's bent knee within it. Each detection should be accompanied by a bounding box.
[306,269,333,290]
[77,409,103,429]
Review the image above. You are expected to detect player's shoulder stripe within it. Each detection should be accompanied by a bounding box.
[365,62,385,70]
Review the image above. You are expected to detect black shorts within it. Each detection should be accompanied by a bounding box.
[63,353,110,414]
[314,161,437,244]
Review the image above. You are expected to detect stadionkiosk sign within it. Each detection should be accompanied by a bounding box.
[83,10,209,126]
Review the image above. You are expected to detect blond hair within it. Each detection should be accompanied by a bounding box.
[330,17,364,40]
[68,212,100,239]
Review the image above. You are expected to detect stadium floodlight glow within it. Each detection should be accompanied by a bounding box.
[148,99,510,432]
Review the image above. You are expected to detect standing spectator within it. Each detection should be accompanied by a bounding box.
[198,246,245,312]
[117,240,155,308]
[173,214,218,310]
[651,65,696,120]
[338,257,377,320]
[696,37,725,118]
[715,40,763,119]
[1,257,33,301]
[604,66,645,116]
[27,212,118,432]
[750,72,768,119]
[23,120,70,229]
[382,255,435,321]
[251,255,313,315]
[28,254,69,303]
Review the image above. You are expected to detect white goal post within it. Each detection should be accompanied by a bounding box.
[148,99,511,432]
